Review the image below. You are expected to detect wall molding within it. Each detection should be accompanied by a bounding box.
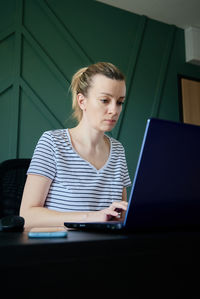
[151,26,177,118]
[113,16,148,139]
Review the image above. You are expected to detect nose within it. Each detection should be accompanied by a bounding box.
[108,101,120,116]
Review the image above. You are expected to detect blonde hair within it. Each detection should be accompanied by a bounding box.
[70,62,125,123]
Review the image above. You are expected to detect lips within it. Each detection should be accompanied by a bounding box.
[105,119,116,123]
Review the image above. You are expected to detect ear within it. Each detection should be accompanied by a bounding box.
[77,93,87,111]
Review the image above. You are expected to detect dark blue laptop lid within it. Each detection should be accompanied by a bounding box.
[125,118,200,230]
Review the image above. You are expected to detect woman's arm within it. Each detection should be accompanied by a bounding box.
[20,174,95,228]
[20,175,128,228]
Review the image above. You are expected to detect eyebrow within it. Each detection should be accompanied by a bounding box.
[99,92,125,99]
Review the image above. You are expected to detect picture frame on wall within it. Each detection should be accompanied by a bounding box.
[178,75,200,126]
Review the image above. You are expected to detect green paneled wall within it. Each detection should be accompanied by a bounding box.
[0,0,200,185]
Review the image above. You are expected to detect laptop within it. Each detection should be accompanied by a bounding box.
[64,118,200,232]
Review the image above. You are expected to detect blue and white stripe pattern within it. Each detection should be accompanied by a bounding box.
[27,129,131,212]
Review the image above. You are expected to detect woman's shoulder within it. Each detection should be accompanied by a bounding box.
[109,137,123,147]
[109,135,124,150]
[41,128,67,137]
[40,129,70,145]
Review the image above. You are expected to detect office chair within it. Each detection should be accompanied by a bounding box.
[0,159,31,218]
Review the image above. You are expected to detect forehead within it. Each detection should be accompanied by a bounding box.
[89,74,126,96]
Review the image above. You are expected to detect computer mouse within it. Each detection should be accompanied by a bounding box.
[0,215,24,232]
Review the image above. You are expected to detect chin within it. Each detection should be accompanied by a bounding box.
[103,125,116,132]
[96,122,117,133]
[105,127,114,132]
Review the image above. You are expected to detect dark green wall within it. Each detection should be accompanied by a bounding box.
[1,0,200,184]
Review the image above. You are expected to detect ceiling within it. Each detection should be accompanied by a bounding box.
[96,0,200,29]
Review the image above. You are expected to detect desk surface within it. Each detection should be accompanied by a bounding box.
[1,229,200,267]
[1,229,200,298]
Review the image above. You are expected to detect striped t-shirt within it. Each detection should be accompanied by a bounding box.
[27,129,131,212]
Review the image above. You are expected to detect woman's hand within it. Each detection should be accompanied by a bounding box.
[94,201,128,222]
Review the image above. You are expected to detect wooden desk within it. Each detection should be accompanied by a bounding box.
[0,229,200,298]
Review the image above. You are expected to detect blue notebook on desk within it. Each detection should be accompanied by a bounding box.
[65,118,200,232]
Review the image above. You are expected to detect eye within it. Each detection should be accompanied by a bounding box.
[100,99,109,104]
[117,101,124,106]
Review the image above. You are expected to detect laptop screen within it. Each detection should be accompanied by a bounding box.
[125,118,200,230]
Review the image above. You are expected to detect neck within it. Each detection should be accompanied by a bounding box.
[70,120,105,150]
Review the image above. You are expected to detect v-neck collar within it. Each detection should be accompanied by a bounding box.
[66,129,112,174]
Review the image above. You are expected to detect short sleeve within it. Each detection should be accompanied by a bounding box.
[27,131,56,180]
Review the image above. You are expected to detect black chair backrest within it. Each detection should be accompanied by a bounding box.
[0,159,31,218]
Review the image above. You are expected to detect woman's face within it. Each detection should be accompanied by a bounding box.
[78,74,126,132]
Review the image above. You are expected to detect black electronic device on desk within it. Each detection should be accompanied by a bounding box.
[0,215,24,232]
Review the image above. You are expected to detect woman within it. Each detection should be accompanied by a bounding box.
[20,62,131,228]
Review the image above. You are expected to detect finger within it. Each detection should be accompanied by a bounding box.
[112,200,128,207]
[105,209,119,217]
[111,201,128,211]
